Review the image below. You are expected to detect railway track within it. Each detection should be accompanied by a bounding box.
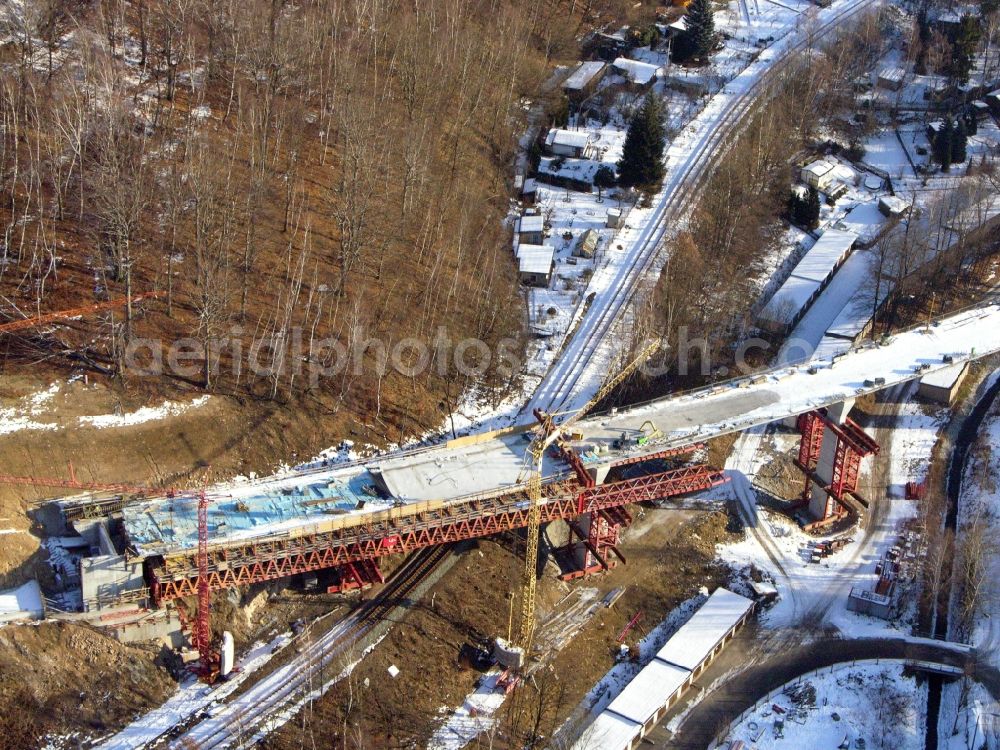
[164,545,453,749]
[526,0,878,419]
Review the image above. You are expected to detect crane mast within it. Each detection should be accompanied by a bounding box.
[507,340,661,666]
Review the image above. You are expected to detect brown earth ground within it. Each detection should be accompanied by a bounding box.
[260,505,741,750]
[0,622,173,748]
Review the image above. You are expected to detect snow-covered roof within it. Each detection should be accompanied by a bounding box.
[564,61,606,91]
[654,588,754,671]
[802,159,835,179]
[793,229,857,281]
[761,228,859,324]
[612,57,663,86]
[517,214,544,234]
[920,361,967,389]
[515,242,555,260]
[879,195,909,214]
[878,66,906,82]
[546,128,593,150]
[518,244,555,275]
[761,275,823,325]
[605,660,689,724]
[571,712,640,750]
[987,89,1000,100]
[668,17,687,32]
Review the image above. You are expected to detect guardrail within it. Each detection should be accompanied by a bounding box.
[706,657,958,749]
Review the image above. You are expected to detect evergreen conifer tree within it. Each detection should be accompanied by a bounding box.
[805,187,821,230]
[685,0,716,60]
[593,165,616,200]
[617,95,666,189]
[933,117,954,171]
[951,117,968,165]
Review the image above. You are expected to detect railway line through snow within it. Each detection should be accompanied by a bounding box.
[96,546,452,750]
[523,0,879,421]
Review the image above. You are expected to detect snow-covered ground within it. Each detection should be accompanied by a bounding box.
[939,677,1000,750]
[0,382,212,435]
[521,0,876,420]
[950,397,1000,666]
[79,395,212,428]
[716,381,942,635]
[722,661,926,750]
[94,631,292,750]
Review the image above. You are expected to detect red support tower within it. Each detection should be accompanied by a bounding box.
[794,411,881,525]
[796,412,826,502]
[194,491,217,681]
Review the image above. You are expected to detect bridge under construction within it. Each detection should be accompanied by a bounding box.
[62,304,1000,623]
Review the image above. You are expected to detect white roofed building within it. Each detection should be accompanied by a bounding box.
[759,229,858,333]
[516,243,555,287]
[801,159,837,191]
[563,61,608,101]
[544,128,597,159]
[612,57,664,90]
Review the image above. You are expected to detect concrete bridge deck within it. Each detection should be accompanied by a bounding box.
[121,303,1000,557]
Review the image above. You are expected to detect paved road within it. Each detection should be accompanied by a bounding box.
[649,630,1000,750]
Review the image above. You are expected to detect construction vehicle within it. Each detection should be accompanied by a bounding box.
[495,341,661,670]
[612,419,664,450]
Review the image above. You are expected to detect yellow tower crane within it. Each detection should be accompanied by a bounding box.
[498,340,662,669]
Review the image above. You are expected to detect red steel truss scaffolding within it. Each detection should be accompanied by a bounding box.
[795,410,881,521]
[561,505,631,580]
[150,464,726,604]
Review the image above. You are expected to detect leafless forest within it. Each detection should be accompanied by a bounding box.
[0,0,638,437]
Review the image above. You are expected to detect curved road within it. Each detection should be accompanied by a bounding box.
[663,633,1000,750]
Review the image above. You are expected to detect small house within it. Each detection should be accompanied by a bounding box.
[918,362,969,405]
[878,195,909,217]
[516,244,555,287]
[520,178,538,205]
[800,159,836,192]
[587,28,631,61]
[516,214,545,245]
[563,61,607,102]
[666,16,687,38]
[927,120,946,141]
[606,207,623,228]
[612,57,663,91]
[847,585,892,620]
[986,89,1000,116]
[574,229,600,259]
[825,182,849,205]
[971,100,992,121]
[876,67,906,92]
[544,128,596,159]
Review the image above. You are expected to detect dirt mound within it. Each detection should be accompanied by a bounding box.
[0,622,173,748]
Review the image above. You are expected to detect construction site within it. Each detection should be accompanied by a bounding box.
[5,0,1000,747]
[2,299,998,748]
